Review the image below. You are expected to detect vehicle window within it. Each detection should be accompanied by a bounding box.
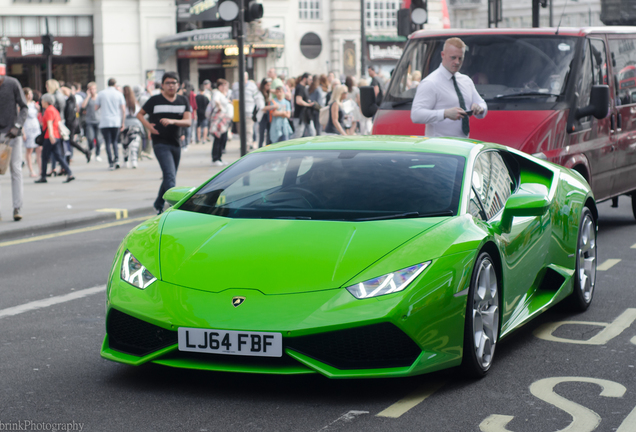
[471,151,514,221]
[469,188,485,221]
[179,150,465,221]
[609,38,636,105]
[576,40,594,122]
[590,39,608,86]
[389,39,435,101]
[386,35,579,103]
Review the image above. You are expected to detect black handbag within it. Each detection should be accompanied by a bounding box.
[35,128,45,146]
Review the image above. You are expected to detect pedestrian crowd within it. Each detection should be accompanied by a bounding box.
[0,66,387,221]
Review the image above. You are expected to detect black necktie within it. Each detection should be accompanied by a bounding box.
[452,75,470,136]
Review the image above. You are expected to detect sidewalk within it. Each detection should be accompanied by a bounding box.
[0,137,243,240]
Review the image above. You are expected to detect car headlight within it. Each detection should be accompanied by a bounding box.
[346,262,431,299]
[120,250,157,289]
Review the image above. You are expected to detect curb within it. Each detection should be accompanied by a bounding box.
[0,207,154,242]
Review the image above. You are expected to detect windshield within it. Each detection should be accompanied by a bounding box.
[179,150,465,221]
[386,35,580,103]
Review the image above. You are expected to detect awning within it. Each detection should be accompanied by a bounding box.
[156,26,284,63]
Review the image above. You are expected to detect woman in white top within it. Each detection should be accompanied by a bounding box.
[22,87,42,177]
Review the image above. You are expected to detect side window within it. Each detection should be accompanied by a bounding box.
[590,39,608,86]
[576,40,594,121]
[609,38,636,105]
[471,152,514,221]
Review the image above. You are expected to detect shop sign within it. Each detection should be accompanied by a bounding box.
[177,0,220,22]
[191,27,232,42]
[223,58,238,68]
[250,48,268,58]
[20,38,63,56]
[369,44,403,61]
[197,50,223,64]
[177,49,209,59]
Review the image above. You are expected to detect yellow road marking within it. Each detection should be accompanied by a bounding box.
[376,381,445,418]
[96,208,129,219]
[597,259,621,271]
[0,215,151,248]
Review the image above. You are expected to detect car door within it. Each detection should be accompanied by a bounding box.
[567,36,616,201]
[608,35,636,196]
[469,150,551,327]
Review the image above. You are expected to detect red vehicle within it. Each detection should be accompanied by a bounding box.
[362,27,636,217]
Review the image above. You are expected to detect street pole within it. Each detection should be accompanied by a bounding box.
[45,18,52,80]
[237,0,247,157]
[360,0,366,78]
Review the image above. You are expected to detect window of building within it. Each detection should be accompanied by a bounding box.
[76,16,92,36]
[299,0,321,20]
[21,17,39,36]
[0,16,92,37]
[365,0,400,30]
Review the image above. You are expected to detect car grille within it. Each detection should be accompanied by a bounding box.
[286,322,421,370]
[107,309,178,356]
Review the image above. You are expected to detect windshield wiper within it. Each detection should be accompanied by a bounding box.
[353,210,453,221]
[492,92,560,100]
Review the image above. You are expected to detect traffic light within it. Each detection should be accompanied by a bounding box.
[42,34,54,57]
[410,0,428,26]
[218,0,240,21]
[245,0,263,22]
[397,0,427,37]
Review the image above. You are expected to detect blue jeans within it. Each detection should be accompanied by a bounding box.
[85,123,102,155]
[153,143,181,211]
[101,127,120,166]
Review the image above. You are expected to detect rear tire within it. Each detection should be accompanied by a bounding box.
[566,207,596,311]
[461,251,500,378]
[632,193,636,220]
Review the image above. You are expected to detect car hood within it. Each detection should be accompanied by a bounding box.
[159,210,445,294]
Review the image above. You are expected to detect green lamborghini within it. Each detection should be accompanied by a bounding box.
[101,136,597,378]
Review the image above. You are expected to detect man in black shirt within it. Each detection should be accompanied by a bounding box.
[195,84,210,144]
[137,71,191,214]
[292,73,315,139]
[368,66,384,106]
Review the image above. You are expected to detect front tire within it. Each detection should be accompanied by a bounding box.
[461,252,500,378]
[567,207,597,311]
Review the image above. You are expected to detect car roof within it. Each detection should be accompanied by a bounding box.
[258,135,490,157]
[409,26,636,39]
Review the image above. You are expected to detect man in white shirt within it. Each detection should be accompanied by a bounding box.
[411,37,487,138]
[231,72,259,149]
[95,78,126,170]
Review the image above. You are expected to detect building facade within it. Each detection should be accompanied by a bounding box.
[448,0,603,29]
[0,0,177,91]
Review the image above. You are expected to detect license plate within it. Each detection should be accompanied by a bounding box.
[178,327,283,357]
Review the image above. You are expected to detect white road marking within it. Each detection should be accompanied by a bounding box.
[376,381,445,418]
[317,410,368,431]
[0,285,106,319]
[617,404,636,432]
[534,308,636,345]
[480,377,627,432]
[597,259,621,271]
[631,243,636,249]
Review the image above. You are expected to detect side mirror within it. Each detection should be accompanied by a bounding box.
[499,193,550,234]
[575,85,609,120]
[163,186,194,206]
[359,86,378,118]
